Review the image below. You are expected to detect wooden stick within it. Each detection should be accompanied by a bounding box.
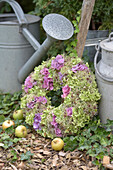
[76,0,95,58]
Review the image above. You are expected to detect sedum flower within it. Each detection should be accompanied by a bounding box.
[62,85,71,98]
[72,63,88,73]
[51,55,64,70]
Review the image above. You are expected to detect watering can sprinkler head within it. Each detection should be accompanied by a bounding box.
[18,13,74,83]
[42,13,74,41]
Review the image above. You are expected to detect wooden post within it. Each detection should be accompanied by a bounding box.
[76,0,95,58]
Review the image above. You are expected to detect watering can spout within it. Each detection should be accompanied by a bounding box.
[18,13,74,83]
[18,35,56,83]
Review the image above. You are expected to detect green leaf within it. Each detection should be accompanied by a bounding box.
[13,138,21,143]
[0,115,5,123]
[10,150,18,161]
[64,136,78,151]
[21,151,34,161]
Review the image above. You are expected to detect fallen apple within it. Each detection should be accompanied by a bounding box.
[51,138,64,151]
[13,109,24,120]
[2,120,15,130]
[15,125,27,138]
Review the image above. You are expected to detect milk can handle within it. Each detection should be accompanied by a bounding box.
[0,0,27,25]
[94,44,113,82]
[108,32,113,41]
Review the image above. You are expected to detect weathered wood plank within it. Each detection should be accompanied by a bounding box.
[76,0,95,58]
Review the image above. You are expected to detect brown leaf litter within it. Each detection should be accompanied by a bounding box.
[0,128,99,170]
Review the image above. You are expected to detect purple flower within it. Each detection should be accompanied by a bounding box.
[61,85,71,98]
[51,113,62,137]
[35,96,47,104]
[42,77,53,90]
[58,72,64,81]
[24,76,37,93]
[72,63,88,73]
[66,107,73,116]
[33,122,41,130]
[55,128,62,137]
[27,101,36,109]
[33,113,42,131]
[34,113,42,123]
[51,115,58,128]
[27,96,47,109]
[41,96,47,104]
[51,55,64,70]
[40,68,50,77]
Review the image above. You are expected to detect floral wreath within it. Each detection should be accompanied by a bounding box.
[21,54,100,138]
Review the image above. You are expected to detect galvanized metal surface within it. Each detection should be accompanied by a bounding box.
[0,0,40,93]
[42,13,74,40]
[94,32,113,123]
[0,0,74,93]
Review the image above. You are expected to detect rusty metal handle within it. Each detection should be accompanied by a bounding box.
[0,0,27,25]
[94,44,113,82]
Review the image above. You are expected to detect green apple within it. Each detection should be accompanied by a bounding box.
[15,125,27,138]
[2,120,15,130]
[13,110,24,120]
[51,138,64,151]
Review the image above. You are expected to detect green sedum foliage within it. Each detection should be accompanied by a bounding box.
[21,54,100,139]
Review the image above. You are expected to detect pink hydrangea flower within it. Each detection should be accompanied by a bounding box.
[42,77,53,90]
[40,68,50,77]
[62,85,71,98]
[72,63,88,73]
[24,76,37,93]
[51,55,64,70]
[66,107,73,116]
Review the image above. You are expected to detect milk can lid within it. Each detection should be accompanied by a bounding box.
[101,40,113,51]
[100,32,113,52]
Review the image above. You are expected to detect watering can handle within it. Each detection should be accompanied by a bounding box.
[94,43,113,82]
[0,0,27,25]
[0,0,41,50]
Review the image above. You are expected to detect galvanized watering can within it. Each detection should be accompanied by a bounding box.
[94,32,113,123]
[0,0,74,93]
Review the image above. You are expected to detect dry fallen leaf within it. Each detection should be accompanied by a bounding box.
[52,154,59,166]
[59,151,66,157]
[35,153,44,159]
[60,165,68,170]
[18,161,26,169]
[43,150,51,155]
[80,166,87,170]
[103,164,113,170]
[9,162,17,170]
[103,155,110,165]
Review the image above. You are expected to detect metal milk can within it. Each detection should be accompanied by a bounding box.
[94,32,113,123]
[0,0,74,94]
